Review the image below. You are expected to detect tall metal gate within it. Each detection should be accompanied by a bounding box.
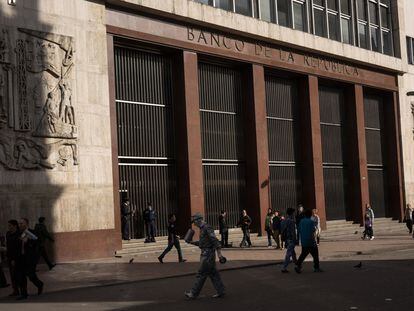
[198,62,246,229]
[364,95,387,217]
[319,86,348,220]
[265,75,302,212]
[114,45,177,238]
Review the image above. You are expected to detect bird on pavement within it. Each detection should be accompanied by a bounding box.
[354,261,362,268]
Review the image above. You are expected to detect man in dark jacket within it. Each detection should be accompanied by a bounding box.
[158,214,186,263]
[6,219,20,296]
[238,210,252,248]
[271,210,282,249]
[34,217,55,270]
[16,218,44,300]
[219,211,229,248]
[143,202,157,243]
[121,198,132,240]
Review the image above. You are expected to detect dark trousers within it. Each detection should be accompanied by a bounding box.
[363,226,373,239]
[121,217,130,240]
[296,246,320,270]
[266,229,272,246]
[272,230,282,249]
[145,221,156,240]
[39,246,54,269]
[159,239,183,261]
[406,219,413,234]
[220,230,229,247]
[240,227,251,247]
[16,257,43,297]
[191,251,225,297]
[8,260,19,294]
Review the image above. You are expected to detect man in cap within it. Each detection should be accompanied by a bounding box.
[184,213,225,299]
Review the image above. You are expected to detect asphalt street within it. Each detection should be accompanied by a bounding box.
[1,257,413,311]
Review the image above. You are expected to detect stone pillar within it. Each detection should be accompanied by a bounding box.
[384,91,405,220]
[172,51,205,235]
[347,84,370,225]
[299,75,326,229]
[243,64,271,235]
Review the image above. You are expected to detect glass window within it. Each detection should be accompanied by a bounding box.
[382,30,392,56]
[215,0,233,11]
[194,0,212,4]
[260,0,274,22]
[235,0,253,16]
[407,37,414,65]
[341,17,352,44]
[369,1,378,25]
[340,0,350,15]
[380,5,389,28]
[277,0,290,27]
[314,0,324,6]
[293,1,306,31]
[370,26,380,51]
[327,0,337,10]
[357,0,367,20]
[328,13,339,41]
[314,8,327,37]
[358,23,368,48]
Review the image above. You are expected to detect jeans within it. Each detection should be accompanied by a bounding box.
[145,221,156,240]
[406,219,413,234]
[266,229,272,246]
[121,216,130,240]
[159,238,183,261]
[296,246,320,270]
[282,240,297,270]
[220,230,229,247]
[272,230,282,249]
[240,228,251,247]
[191,250,225,297]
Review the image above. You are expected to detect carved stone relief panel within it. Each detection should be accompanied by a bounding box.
[0,27,78,171]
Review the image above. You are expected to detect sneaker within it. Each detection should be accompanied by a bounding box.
[184,291,196,300]
[294,266,302,274]
[158,256,163,264]
[361,236,365,240]
[179,259,187,263]
[370,236,375,240]
[16,295,28,301]
[281,269,289,273]
[267,246,272,248]
[314,268,323,273]
[212,292,225,298]
[49,264,56,271]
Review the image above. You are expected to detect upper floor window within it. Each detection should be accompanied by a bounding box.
[408,37,414,65]
[192,0,395,56]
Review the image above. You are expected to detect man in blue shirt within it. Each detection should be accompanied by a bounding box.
[294,209,322,273]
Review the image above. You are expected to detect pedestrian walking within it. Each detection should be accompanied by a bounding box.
[271,210,282,249]
[238,210,252,248]
[6,220,20,296]
[184,213,226,299]
[294,209,322,273]
[362,204,374,240]
[280,208,297,273]
[265,208,273,248]
[143,202,157,243]
[404,204,413,234]
[311,208,321,245]
[34,217,56,270]
[219,211,229,248]
[121,198,132,240]
[158,214,186,263]
[16,218,44,300]
[296,204,304,244]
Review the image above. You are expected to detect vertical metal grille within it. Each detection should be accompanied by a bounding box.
[114,45,177,238]
[265,75,302,212]
[364,94,387,217]
[199,62,246,229]
[319,86,348,220]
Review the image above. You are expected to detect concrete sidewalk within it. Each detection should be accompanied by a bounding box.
[0,232,413,299]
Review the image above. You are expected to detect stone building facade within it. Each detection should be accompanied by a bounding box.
[0,0,412,261]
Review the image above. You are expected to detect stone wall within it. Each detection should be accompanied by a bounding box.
[0,0,115,254]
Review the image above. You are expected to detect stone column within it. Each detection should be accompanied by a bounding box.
[299,75,326,229]
[384,91,405,220]
[347,84,370,225]
[243,64,271,235]
[172,51,205,235]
